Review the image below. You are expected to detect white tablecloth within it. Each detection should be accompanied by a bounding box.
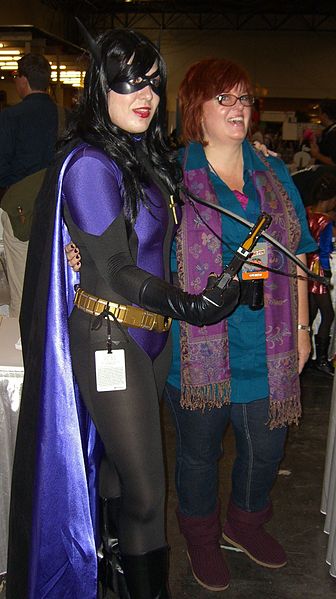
[319,253,336,576]
[0,317,23,575]
[321,373,336,578]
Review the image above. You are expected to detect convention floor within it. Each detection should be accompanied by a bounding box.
[1,368,335,599]
[161,368,335,599]
[101,367,335,598]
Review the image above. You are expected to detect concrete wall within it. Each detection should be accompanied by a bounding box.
[156,29,336,111]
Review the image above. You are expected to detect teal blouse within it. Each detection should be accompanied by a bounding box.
[167,141,317,402]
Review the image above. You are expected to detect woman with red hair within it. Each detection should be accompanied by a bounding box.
[164,58,316,591]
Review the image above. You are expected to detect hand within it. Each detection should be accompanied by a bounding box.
[202,277,240,321]
[298,329,311,374]
[253,141,278,157]
[65,242,81,272]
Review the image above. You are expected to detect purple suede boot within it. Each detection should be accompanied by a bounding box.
[222,498,287,568]
[176,502,230,592]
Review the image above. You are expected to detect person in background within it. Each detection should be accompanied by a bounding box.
[0,53,63,316]
[168,128,184,150]
[250,99,264,144]
[293,167,336,376]
[301,128,316,153]
[310,100,336,166]
[7,31,239,599]
[291,128,315,171]
[163,58,316,592]
[291,164,336,207]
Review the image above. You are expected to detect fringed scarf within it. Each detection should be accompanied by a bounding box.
[176,144,301,429]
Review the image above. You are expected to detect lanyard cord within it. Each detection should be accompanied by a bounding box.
[91,303,129,352]
[180,184,330,287]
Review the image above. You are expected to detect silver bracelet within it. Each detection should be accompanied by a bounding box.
[298,324,311,332]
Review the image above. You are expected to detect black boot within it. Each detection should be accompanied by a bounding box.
[314,336,334,376]
[121,546,171,599]
[99,497,130,599]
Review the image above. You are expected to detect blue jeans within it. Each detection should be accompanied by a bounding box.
[164,383,288,517]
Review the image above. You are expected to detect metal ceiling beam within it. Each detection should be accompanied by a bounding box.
[41,1,336,32]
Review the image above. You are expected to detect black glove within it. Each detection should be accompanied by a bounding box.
[139,274,240,327]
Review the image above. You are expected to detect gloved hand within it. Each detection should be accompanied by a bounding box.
[139,273,240,327]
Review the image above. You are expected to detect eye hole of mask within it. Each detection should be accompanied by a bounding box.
[128,74,160,87]
[129,76,144,85]
[149,76,160,88]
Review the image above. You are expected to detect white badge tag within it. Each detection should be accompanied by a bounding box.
[95,349,126,392]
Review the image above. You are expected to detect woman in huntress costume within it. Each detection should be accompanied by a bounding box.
[6,27,239,599]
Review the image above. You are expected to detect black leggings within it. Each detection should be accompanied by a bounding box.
[309,291,334,343]
[69,308,171,555]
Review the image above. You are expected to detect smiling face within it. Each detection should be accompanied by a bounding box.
[107,61,160,134]
[202,83,252,147]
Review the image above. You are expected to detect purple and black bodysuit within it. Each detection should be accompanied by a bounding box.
[62,142,179,555]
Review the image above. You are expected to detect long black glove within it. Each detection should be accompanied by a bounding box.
[139,274,240,327]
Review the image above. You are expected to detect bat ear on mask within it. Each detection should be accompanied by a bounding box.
[75,17,101,67]
[75,16,120,86]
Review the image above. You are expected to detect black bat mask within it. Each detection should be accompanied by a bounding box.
[75,17,163,96]
[110,69,162,96]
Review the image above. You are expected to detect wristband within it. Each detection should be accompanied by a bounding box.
[298,324,311,332]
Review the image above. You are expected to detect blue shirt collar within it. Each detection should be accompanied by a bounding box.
[182,139,268,173]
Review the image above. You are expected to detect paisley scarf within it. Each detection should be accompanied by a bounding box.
[176,144,301,428]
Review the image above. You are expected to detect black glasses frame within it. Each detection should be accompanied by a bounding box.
[216,93,255,107]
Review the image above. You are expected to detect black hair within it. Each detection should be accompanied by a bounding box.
[17,53,51,91]
[320,100,336,122]
[61,29,181,223]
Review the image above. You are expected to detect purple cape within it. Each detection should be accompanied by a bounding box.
[7,143,102,599]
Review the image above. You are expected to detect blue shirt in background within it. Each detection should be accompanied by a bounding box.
[0,93,58,187]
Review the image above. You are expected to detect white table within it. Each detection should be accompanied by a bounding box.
[318,253,336,577]
[0,317,23,575]
[321,373,336,578]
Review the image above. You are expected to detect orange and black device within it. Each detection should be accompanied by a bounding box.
[203,212,272,307]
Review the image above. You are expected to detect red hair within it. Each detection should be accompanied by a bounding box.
[179,58,252,145]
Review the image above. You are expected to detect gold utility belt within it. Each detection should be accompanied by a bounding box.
[74,287,172,333]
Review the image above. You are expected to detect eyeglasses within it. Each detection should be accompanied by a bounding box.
[216,93,255,107]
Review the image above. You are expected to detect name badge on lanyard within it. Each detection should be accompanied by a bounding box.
[95,349,127,392]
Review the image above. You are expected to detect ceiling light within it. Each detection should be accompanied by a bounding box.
[0,56,20,62]
[0,50,20,55]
